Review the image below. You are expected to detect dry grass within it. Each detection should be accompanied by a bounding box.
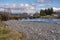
[0,21,26,40]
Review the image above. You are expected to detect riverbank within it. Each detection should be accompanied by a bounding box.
[0,21,26,40]
[3,20,60,40]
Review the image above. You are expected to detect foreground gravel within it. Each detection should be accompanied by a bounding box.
[4,20,60,40]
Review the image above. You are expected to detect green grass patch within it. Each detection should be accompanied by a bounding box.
[0,27,11,40]
[0,27,10,34]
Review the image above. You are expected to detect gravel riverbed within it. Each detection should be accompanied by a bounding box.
[4,20,60,40]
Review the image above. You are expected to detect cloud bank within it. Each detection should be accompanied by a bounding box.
[0,4,60,14]
[0,4,36,14]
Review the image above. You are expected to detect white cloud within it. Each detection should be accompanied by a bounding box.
[20,4,24,7]
[40,8,46,10]
[37,0,45,2]
[38,4,47,6]
[0,8,4,11]
[37,0,52,2]
[30,7,35,9]
[1,4,60,14]
[53,7,60,11]
[25,4,29,7]
[0,4,36,13]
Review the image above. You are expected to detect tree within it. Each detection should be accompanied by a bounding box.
[45,8,53,15]
[45,9,48,15]
[40,10,46,16]
[50,8,53,15]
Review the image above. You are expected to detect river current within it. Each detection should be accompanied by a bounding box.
[19,18,60,24]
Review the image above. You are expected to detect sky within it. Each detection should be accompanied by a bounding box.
[0,0,60,13]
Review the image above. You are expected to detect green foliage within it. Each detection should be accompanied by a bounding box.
[40,10,46,16]
[0,15,8,21]
[0,37,6,40]
[40,8,53,16]
[46,8,53,15]
[33,13,40,17]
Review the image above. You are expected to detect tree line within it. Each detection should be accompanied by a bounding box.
[32,8,54,18]
[40,8,53,16]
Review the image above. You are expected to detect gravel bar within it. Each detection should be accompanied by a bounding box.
[4,20,60,40]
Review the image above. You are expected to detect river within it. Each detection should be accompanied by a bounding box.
[19,18,60,24]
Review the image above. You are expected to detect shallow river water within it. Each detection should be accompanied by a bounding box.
[20,18,60,24]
